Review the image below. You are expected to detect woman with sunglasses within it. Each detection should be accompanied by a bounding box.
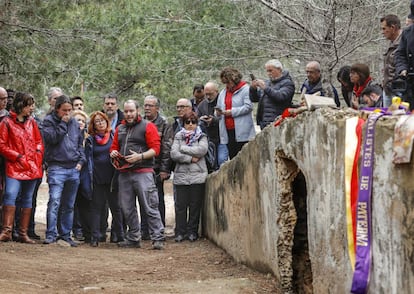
[170,111,208,242]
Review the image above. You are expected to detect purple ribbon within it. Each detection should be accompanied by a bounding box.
[351,112,383,293]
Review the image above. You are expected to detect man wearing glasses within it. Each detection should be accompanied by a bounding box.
[140,95,173,240]
[173,98,192,134]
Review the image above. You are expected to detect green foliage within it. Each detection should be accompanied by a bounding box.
[0,0,409,117]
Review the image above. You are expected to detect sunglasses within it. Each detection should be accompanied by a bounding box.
[185,120,197,125]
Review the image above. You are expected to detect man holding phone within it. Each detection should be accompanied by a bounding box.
[197,82,228,168]
[249,59,295,129]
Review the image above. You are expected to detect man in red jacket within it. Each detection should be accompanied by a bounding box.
[110,100,164,250]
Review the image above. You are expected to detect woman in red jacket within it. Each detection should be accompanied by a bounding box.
[0,92,44,243]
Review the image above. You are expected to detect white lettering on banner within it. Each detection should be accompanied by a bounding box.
[356,202,368,246]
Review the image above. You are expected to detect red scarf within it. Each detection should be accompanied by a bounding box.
[353,76,372,98]
[95,132,110,145]
[224,81,246,130]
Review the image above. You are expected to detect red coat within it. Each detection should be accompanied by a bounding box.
[0,112,44,180]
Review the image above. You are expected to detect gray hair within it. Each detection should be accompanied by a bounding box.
[265,59,283,70]
[176,98,191,107]
[144,95,160,107]
[205,81,219,91]
[103,93,118,101]
[47,87,63,101]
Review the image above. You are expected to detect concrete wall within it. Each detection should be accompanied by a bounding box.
[203,108,414,293]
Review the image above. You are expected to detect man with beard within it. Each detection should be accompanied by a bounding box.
[250,59,295,129]
[110,100,164,250]
[102,93,124,131]
[139,95,172,240]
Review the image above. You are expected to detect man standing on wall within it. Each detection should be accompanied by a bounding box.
[381,14,402,107]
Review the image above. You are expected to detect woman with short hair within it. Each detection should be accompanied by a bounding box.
[170,111,208,242]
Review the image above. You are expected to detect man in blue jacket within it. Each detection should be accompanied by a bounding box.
[42,95,85,247]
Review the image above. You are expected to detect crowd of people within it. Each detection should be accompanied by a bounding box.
[0,3,414,249]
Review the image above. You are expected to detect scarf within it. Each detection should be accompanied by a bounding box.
[180,126,203,146]
[353,76,372,98]
[95,132,110,145]
[224,81,247,130]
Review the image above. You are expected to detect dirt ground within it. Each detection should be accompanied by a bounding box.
[0,179,279,293]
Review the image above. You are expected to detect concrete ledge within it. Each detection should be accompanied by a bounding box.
[203,108,414,293]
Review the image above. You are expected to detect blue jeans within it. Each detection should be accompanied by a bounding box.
[217,144,229,167]
[46,166,80,240]
[3,177,38,208]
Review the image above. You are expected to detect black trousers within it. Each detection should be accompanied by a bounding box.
[226,129,247,159]
[90,183,124,241]
[174,183,205,236]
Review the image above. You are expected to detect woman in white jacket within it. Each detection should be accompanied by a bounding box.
[170,112,208,242]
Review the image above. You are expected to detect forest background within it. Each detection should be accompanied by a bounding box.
[0,0,408,118]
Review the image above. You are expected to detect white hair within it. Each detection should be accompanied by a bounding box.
[265,59,283,70]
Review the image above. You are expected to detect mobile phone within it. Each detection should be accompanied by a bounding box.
[249,73,256,80]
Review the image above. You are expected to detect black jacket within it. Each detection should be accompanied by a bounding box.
[250,70,295,129]
[144,113,173,173]
[196,96,220,146]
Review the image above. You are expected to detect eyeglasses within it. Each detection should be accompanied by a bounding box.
[94,119,106,124]
[144,104,156,108]
[176,105,189,109]
[185,120,197,125]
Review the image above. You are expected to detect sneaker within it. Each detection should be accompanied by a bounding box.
[117,239,141,248]
[43,238,55,245]
[74,234,85,242]
[174,234,185,242]
[61,237,79,247]
[188,233,198,242]
[152,240,164,250]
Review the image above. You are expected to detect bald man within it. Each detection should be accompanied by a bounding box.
[300,61,340,107]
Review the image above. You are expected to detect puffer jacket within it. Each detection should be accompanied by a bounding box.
[0,111,44,180]
[250,70,295,129]
[170,131,208,185]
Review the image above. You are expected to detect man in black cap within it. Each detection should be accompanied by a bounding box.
[395,0,414,110]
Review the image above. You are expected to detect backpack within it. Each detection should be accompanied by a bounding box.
[205,140,218,173]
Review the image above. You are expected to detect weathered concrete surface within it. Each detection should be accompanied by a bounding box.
[203,108,414,293]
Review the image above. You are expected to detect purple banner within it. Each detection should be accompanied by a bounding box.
[351,112,383,294]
